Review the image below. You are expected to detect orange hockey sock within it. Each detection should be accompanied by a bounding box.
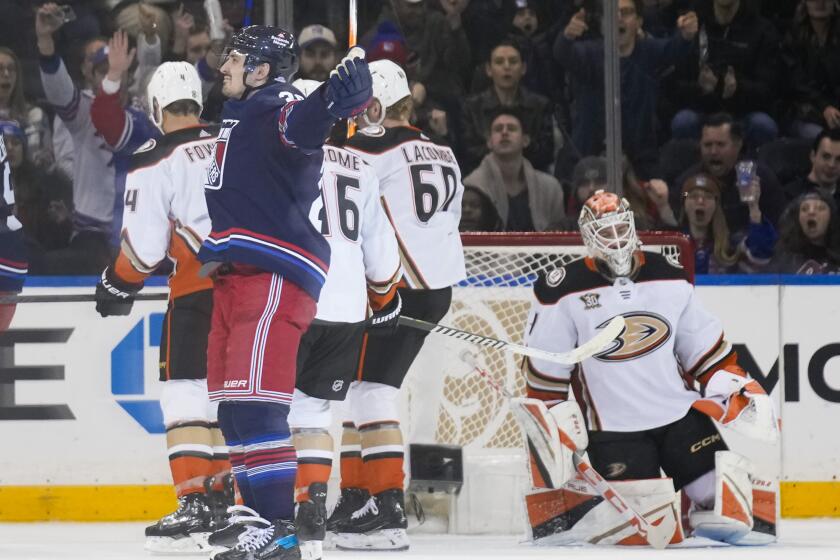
[359,420,404,495]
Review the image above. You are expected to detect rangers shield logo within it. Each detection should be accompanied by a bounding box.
[205,119,239,190]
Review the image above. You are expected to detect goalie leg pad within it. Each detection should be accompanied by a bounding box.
[512,399,586,489]
[689,450,755,544]
[526,477,683,546]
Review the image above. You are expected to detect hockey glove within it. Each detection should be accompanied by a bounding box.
[367,290,402,335]
[692,365,778,442]
[325,46,372,119]
[95,267,143,317]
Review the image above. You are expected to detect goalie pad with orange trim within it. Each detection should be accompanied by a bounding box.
[689,451,777,545]
[525,476,683,546]
[512,398,587,489]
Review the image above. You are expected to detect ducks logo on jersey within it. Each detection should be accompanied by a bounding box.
[594,312,672,362]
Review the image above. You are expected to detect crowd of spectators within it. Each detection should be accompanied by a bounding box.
[2,0,840,276]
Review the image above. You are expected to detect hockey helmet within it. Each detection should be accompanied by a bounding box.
[368,59,410,109]
[147,62,203,132]
[578,190,640,277]
[224,25,299,82]
[291,78,322,98]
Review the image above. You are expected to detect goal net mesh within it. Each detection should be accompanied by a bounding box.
[411,232,693,452]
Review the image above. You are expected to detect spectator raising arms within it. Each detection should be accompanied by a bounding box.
[680,172,777,274]
[555,0,697,177]
[463,109,564,232]
[771,190,840,274]
[674,113,787,236]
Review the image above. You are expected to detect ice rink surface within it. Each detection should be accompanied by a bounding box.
[2,519,840,560]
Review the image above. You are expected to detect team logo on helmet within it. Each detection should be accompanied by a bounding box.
[593,312,672,362]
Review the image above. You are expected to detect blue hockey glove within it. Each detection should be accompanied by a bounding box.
[325,46,373,119]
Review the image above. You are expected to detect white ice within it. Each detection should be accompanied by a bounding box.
[2,520,840,560]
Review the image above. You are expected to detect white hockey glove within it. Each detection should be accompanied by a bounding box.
[693,365,778,443]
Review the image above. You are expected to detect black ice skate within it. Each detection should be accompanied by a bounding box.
[295,483,327,560]
[331,488,409,551]
[325,487,369,532]
[208,505,271,554]
[211,519,300,560]
[144,491,215,553]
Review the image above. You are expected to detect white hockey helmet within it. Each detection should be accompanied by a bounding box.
[147,62,203,132]
[578,190,640,277]
[368,59,410,109]
[291,78,322,98]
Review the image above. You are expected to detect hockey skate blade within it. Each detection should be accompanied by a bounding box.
[299,539,323,560]
[333,529,410,551]
[145,535,208,555]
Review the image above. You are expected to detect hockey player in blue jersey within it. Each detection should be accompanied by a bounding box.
[197,25,372,560]
[0,134,27,332]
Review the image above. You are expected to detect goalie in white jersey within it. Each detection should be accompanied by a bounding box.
[517,190,778,547]
[93,62,232,554]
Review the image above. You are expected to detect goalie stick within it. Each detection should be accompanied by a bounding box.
[461,350,675,549]
[398,315,625,365]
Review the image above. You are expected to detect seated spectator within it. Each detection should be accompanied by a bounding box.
[673,113,787,237]
[297,24,338,82]
[782,0,840,140]
[459,185,502,232]
[1,120,73,256]
[367,21,409,68]
[463,109,564,232]
[770,190,840,273]
[555,0,697,177]
[680,172,777,274]
[667,0,781,153]
[783,128,840,203]
[461,40,554,173]
[0,47,52,166]
[565,156,677,230]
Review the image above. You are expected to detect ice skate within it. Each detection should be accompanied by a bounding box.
[295,482,327,560]
[144,492,214,554]
[211,519,300,560]
[208,505,271,554]
[331,488,409,551]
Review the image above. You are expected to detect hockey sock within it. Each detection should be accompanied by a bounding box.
[292,428,333,503]
[360,420,404,495]
[339,422,364,490]
[218,401,297,521]
[209,421,231,492]
[166,421,214,497]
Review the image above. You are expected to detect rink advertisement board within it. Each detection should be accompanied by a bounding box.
[1,276,840,521]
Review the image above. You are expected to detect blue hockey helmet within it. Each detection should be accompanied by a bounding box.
[225,25,300,82]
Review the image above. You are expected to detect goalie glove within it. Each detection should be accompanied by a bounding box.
[325,47,372,119]
[693,365,778,443]
[95,267,143,317]
[367,290,402,335]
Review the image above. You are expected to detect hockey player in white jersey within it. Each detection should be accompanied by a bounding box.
[93,62,232,554]
[329,60,466,551]
[515,190,778,547]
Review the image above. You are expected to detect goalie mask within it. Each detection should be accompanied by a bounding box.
[579,190,640,277]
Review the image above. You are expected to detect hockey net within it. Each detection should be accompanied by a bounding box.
[408,232,694,452]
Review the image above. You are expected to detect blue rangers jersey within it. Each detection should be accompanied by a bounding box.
[199,82,336,300]
[0,135,27,293]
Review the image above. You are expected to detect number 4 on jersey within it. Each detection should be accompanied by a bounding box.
[410,164,458,223]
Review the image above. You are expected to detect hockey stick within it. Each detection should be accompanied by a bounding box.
[462,352,675,549]
[0,293,168,304]
[398,315,625,365]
